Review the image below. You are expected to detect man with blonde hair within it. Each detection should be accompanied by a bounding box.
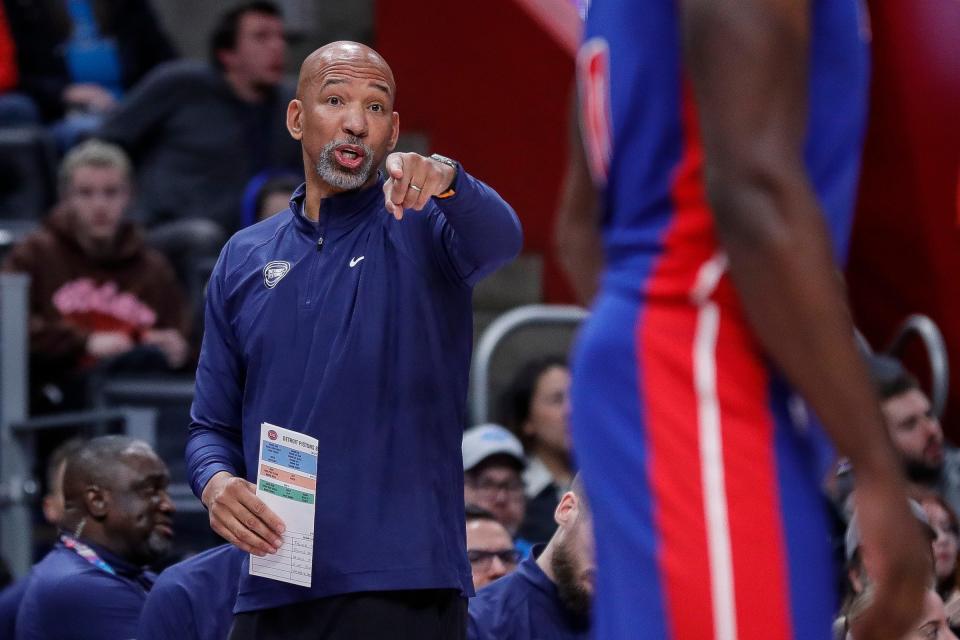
[2,139,190,411]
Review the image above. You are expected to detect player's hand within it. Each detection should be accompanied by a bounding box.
[848,473,930,640]
[382,152,455,219]
[201,471,286,556]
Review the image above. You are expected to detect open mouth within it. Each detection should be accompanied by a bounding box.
[333,144,366,171]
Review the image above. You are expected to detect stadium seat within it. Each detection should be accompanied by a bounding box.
[0,126,56,220]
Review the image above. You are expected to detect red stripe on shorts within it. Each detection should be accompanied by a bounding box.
[638,78,793,639]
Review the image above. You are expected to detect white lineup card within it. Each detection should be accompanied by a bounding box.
[249,422,318,587]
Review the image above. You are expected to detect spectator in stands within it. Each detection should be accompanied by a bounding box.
[1,139,191,413]
[837,498,937,639]
[848,589,958,640]
[241,172,302,227]
[3,0,176,148]
[501,356,573,543]
[42,436,87,526]
[868,355,960,516]
[0,0,40,126]
[138,543,244,640]
[0,437,86,638]
[918,493,960,631]
[16,435,174,639]
[98,0,301,280]
[466,504,520,590]
[468,475,593,639]
[463,424,534,555]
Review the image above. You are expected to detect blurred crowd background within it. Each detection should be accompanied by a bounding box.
[0,0,957,637]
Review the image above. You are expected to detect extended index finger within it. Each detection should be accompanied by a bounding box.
[234,479,286,535]
[387,156,412,207]
[385,153,404,180]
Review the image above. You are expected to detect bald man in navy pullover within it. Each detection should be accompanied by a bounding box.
[187,41,522,639]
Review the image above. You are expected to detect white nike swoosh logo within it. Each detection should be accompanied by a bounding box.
[349,256,365,268]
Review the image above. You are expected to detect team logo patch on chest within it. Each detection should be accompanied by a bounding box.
[263,260,291,289]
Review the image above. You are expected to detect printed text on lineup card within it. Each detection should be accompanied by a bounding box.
[262,440,318,475]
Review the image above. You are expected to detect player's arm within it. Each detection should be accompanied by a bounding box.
[681,0,927,636]
[555,94,603,306]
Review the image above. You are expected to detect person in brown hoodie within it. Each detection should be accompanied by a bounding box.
[2,139,191,411]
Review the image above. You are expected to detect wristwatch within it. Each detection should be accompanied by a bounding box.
[430,153,458,198]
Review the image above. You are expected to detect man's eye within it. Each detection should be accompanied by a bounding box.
[370,104,382,112]
[328,97,341,106]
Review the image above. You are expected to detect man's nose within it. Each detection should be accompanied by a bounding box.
[489,556,507,578]
[92,193,113,208]
[342,105,368,138]
[158,490,176,514]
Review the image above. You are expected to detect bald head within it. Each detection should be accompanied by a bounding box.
[62,436,155,505]
[297,41,396,103]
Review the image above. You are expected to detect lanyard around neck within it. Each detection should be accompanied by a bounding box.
[60,534,117,576]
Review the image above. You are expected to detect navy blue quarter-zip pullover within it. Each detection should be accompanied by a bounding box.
[16,542,156,639]
[186,167,522,612]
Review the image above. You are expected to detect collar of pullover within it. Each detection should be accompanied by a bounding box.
[289,173,386,236]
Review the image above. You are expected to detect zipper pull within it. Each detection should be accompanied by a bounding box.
[317,236,324,252]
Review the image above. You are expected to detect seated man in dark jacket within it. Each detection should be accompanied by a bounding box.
[468,475,593,640]
[16,436,175,640]
[2,139,191,412]
[97,0,302,277]
[3,0,176,147]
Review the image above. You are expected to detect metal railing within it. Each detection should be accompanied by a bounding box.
[470,304,588,424]
[886,314,950,419]
[856,314,949,419]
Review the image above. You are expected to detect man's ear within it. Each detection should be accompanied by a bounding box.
[522,420,536,438]
[387,111,400,152]
[848,566,865,594]
[84,485,109,519]
[553,491,578,528]
[216,48,234,75]
[41,495,60,525]
[287,99,303,141]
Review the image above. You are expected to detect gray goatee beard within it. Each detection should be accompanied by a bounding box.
[316,139,375,191]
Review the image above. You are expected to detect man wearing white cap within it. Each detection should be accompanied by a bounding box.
[463,425,535,554]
